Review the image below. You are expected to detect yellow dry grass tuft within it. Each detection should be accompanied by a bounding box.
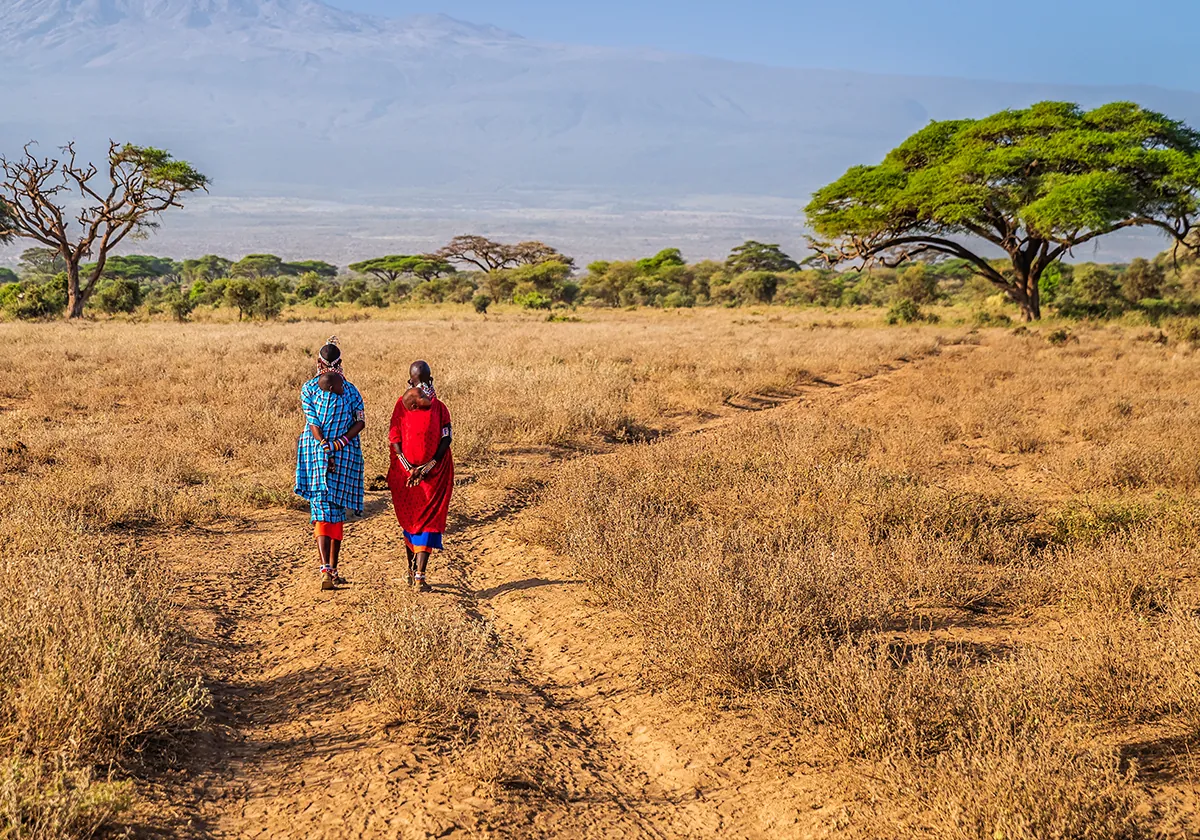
[363,590,501,726]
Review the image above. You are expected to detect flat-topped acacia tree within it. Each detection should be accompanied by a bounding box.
[0,141,208,318]
[805,101,1200,320]
[349,255,455,283]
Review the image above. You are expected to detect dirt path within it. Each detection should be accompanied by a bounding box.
[154,345,968,839]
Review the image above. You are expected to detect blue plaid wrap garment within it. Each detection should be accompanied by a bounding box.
[294,378,365,523]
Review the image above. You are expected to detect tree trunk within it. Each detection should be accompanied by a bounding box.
[65,261,85,319]
[1009,272,1043,321]
[1022,271,1042,321]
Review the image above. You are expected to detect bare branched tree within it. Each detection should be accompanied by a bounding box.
[434,235,573,273]
[433,235,519,273]
[0,141,208,318]
[509,240,575,269]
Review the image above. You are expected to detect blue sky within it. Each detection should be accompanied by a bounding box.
[329,0,1198,90]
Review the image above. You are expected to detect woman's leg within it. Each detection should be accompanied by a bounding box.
[317,534,334,589]
[414,550,431,592]
[404,544,416,586]
[315,520,342,590]
[330,537,343,583]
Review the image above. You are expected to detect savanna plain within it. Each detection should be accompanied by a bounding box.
[3,307,1200,839]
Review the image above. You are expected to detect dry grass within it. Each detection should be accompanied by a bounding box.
[363,590,500,726]
[0,756,132,840]
[540,412,1035,691]
[535,326,1200,837]
[0,312,943,529]
[0,531,204,837]
[9,312,1198,836]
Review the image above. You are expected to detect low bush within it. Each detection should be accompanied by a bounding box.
[364,592,500,726]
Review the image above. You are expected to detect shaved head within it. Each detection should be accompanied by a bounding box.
[410,360,431,384]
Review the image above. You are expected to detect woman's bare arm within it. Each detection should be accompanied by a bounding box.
[308,423,326,445]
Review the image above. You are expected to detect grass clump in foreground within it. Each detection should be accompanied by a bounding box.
[535,329,1200,837]
[0,757,132,840]
[0,526,207,838]
[363,590,541,792]
[364,591,499,726]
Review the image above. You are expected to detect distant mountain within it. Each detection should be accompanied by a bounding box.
[1,0,1198,261]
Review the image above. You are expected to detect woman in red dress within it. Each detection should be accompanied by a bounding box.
[387,360,454,592]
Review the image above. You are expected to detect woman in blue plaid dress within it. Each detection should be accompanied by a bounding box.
[294,338,365,591]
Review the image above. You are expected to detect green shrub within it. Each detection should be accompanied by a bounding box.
[0,280,65,320]
[736,271,780,304]
[254,277,284,320]
[513,289,552,310]
[93,278,144,315]
[164,288,195,323]
[1164,317,1200,344]
[887,297,923,324]
[360,289,387,308]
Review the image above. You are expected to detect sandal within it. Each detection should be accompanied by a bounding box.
[320,565,336,591]
[414,572,431,593]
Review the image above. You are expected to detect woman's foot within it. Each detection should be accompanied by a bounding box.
[320,565,336,591]
[414,572,431,593]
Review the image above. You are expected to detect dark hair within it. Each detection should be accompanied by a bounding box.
[320,344,341,364]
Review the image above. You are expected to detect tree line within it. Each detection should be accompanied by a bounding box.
[4,234,1200,324]
[2,100,1200,321]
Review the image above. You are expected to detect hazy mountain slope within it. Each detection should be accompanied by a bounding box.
[1,0,1197,260]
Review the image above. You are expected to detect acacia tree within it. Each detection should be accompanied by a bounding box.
[727,241,799,273]
[17,248,66,278]
[805,101,1200,320]
[434,235,517,272]
[509,241,575,269]
[0,200,12,246]
[181,254,232,284]
[349,255,455,283]
[0,142,208,318]
[435,235,572,273]
[231,254,286,278]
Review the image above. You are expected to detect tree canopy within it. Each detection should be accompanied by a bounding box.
[181,255,232,283]
[287,260,338,278]
[805,101,1200,319]
[636,248,685,274]
[87,254,178,281]
[349,255,454,283]
[17,247,65,278]
[231,254,287,278]
[434,235,574,273]
[0,200,12,246]
[726,241,799,274]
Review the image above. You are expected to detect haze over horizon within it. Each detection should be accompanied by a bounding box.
[0,0,1196,265]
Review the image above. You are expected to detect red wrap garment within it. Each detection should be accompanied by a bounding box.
[387,395,454,539]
